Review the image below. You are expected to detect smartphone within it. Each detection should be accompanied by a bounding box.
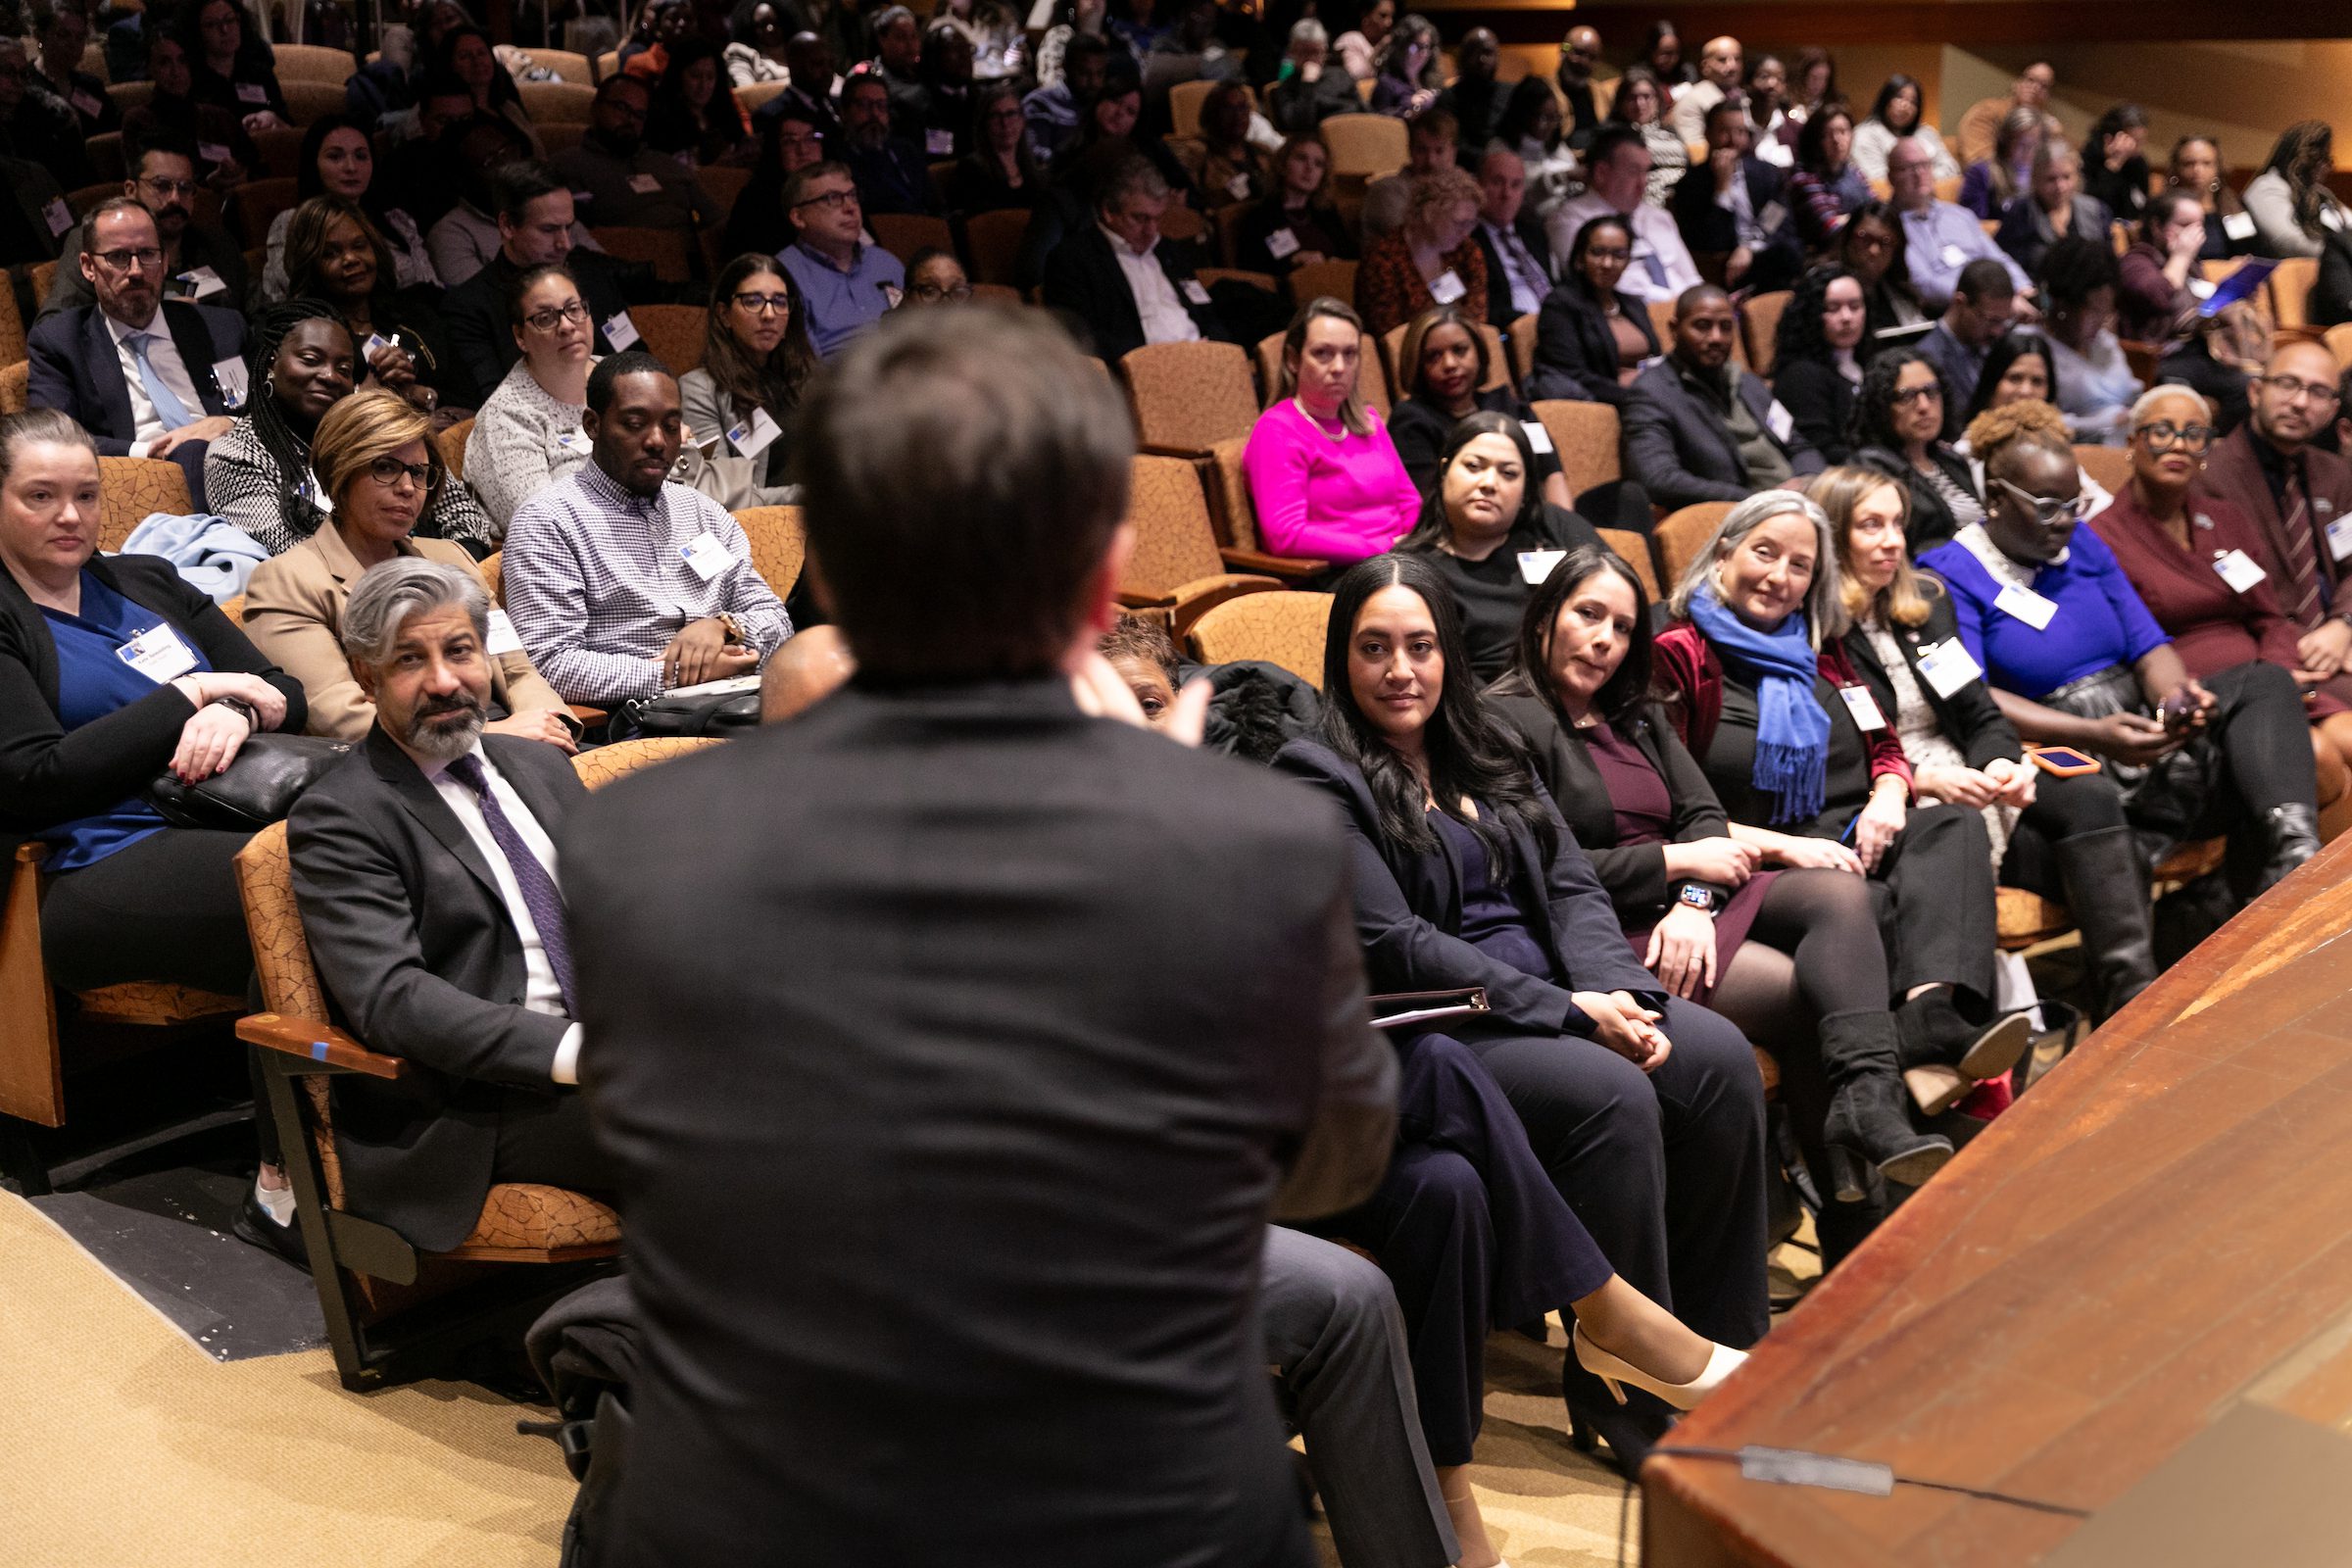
[2157,690,2204,733]
[2026,745,2101,777]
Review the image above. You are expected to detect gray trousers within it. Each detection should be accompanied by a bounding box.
[1262,1227,1458,1568]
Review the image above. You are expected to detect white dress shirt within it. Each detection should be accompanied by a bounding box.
[1101,222,1200,347]
[104,309,208,455]
[1482,219,1551,316]
[423,741,582,1084]
[1544,194,1702,304]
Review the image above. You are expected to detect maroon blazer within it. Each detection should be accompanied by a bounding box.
[1651,620,1916,792]
[2193,422,2352,624]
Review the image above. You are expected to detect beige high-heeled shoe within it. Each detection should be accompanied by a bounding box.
[1572,1322,1747,1411]
[1905,1011,2034,1116]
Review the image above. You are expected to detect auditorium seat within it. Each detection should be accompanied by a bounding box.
[591,225,695,284]
[1203,434,1331,581]
[1168,78,1217,140]
[868,213,954,269]
[230,176,300,249]
[65,180,119,219]
[2269,256,2319,331]
[962,207,1029,285]
[695,165,752,215]
[1506,312,1538,387]
[1318,114,1406,181]
[1378,319,1509,403]
[733,505,807,600]
[271,43,359,83]
[1597,528,1662,600]
[1741,289,1792,377]
[476,549,501,605]
[1530,399,1624,500]
[1118,455,1285,638]
[86,130,123,184]
[280,80,351,125]
[96,458,193,552]
[1654,501,1736,587]
[2325,322,2352,368]
[626,303,707,376]
[1251,328,1390,415]
[1186,591,1333,688]
[1285,258,1357,309]
[517,79,595,124]
[735,79,788,113]
[1196,268,1278,296]
[436,416,474,483]
[1120,340,1258,459]
[531,48,596,85]
[0,361,24,416]
[2072,442,2133,495]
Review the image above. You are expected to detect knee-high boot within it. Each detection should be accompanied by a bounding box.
[2053,825,2159,1023]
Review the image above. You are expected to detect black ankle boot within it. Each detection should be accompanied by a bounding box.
[2254,803,2321,895]
[1817,1010,1954,1201]
[2053,826,2159,1023]
[1893,986,2033,1115]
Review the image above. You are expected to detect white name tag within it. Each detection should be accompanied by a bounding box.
[364,332,392,357]
[299,470,332,516]
[1226,172,1252,201]
[1517,548,1566,585]
[1758,200,1787,233]
[179,266,228,300]
[1994,581,2058,629]
[556,430,593,454]
[2214,548,2268,593]
[1940,242,1967,269]
[680,529,734,581]
[2187,277,2216,300]
[211,357,248,410]
[1427,269,1467,305]
[1915,637,1984,700]
[2222,211,2256,242]
[235,81,269,105]
[1765,399,1794,443]
[627,172,662,195]
[1264,225,1300,260]
[118,622,197,683]
[197,141,232,165]
[42,198,71,237]
[726,407,781,458]
[485,609,524,656]
[925,128,955,156]
[1521,418,1553,455]
[2325,207,2346,233]
[2327,513,2352,563]
[602,312,641,350]
[71,89,102,118]
[1181,278,1211,306]
[1838,684,1887,731]
[881,283,903,309]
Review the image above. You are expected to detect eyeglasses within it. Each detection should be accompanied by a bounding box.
[1992,474,2092,526]
[139,175,198,199]
[524,301,590,331]
[792,187,857,212]
[776,129,822,148]
[908,281,971,302]
[2256,373,2343,407]
[2132,419,2214,452]
[93,246,165,271]
[731,292,792,315]
[1847,229,1896,253]
[1889,383,1942,408]
[366,457,433,488]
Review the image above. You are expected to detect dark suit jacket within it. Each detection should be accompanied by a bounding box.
[1527,280,1657,406]
[1041,222,1230,364]
[1838,589,2023,771]
[1623,356,1826,508]
[2196,423,2352,615]
[1272,737,1667,1037]
[1472,212,1556,330]
[441,249,632,411]
[1770,356,1859,465]
[563,677,1396,1566]
[1667,155,1800,280]
[286,730,587,1251]
[25,301,246,455]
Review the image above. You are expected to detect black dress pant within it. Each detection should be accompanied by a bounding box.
[1862,801,1998,1005]
[37,825,256,995]
[491,1088,613,1198]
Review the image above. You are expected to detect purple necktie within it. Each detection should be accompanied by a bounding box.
[444,752,575,1014]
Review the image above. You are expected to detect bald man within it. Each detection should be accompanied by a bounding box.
[1624,284,1823,507]
[1553,25,1614,146]
[1668,34,1743,143]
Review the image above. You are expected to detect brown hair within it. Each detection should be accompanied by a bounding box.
[1278,297,1373,436]
[1964,397,2072,474]
[1815,465,1939,628]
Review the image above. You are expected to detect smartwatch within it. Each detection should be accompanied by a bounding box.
[211,696,261,732]
[1675,883,1719,914]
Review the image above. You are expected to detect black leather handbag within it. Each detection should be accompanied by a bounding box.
[611,676,764,739]
[148,733,353,831]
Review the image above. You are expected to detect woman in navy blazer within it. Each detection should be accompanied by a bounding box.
[1273,553,1768,1473]
[1525,213,1659,408]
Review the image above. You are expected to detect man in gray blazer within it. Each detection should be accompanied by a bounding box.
[564,307,1398,1567]
[289,559,607,1253]
[1624,282,1825,509]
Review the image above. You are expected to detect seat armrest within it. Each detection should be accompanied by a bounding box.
[237,1011,405,1079]
[1116,587,1178,610]
[1218,547,1330,578]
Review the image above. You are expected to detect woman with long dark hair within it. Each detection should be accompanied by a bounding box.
[263,114,440,305]
[1496,75,1577,219]
[175,0,287,129]
[1527,214,1660,407]
[678,254,813,509]
[1386,309,1569,505]
[1368,13,1442,119]
[1848,348,1982,551]
[2084,103,2152,225]
[2166,134,2254,261]
[944,81,1039,215]
[1274,553,1767,1472]
[1770,266,1870,465]
[434,24,542,154]
[1838,200,1929,343]
[1962,329,2058,425]
[2245,121,2344,261]
[281,197,470,413]
[647,36,756,166]
[1850,73,1959,185]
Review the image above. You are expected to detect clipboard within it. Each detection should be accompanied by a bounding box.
[2198,257,2278,318]
[1369,988,1492,1030]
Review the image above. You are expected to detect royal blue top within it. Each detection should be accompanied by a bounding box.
[1919,526,2170,701]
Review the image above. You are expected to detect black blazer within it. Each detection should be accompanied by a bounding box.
[1527,280,1656,407]
[1472,213,1555,330]
[1387,387,1566,498]
[562,677,1396,1565]
[0,552,304,841]
[1854,442,1981,553]
[1482,685,1738,929]
[1273,738,1666,1037]
[1623,356,1827,509]
[1838,588,2023,772]
[1040,222,1230,364]
[1232,197,1353,278]
[286,729,587,1252]
[1994,192,2116,280]
[1667,155,1800,274]
[1771,356,1859,465]
[25,302,246,455]
[441,248,633,411]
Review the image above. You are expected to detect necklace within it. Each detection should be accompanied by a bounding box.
[1292,398,1348,441]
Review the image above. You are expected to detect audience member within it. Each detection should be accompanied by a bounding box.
[1642,19,1694,89]
[1527,214,1658,408]
[0,117,69,270]
[724,0,793,86]
[1652,490,2024,1115]
[1495,77,1578,220]
[1916,260,2019,422]
[1022,28,1107,167]
[1032,0,1108,90]
[1836,201,1926,346]
[1546,125,1700,305]
[1668,98,1801,294]
[1739,53,1793,170]
[899,248,972,304]
[1957,105,2046,220]
[867,5,928,134]
[1434,26,1506,157]
[2083,103,2152,225]
[1333,0,1391,81]
[1996,138,2113,280]
[564,305,1395,1561]
[1850,73,1957,184]
[243,391,564,747]
[35,5,115,138]
[1665,34,1740,145]
[777,161,906,357]
[1787,103,1869,250]
[1368,13,1441,119]
[42,134,252,322]
[1233,136,1353,280]
[1786,47,1837,132]
[432,24,540,153]
[1355,166,1486,336]
[1265,20,1357,134]
[2118,189,2212,345]
[1552,25,1612,147]
[835,71,945,216]
[281,198,470,413]
[505,352,792,708]
[2038,235,2143,444]
[555,74,722,232]
[761,29,846,144]
[178,0,287,128]
[1823,465,2157,1022]
[720,107,826,257]
[2166,134,2255,261]
[0,38,91,189]
[1242,298,1418,568]
[945,81,1041,214]
[1361,107,1456,241]
[1955,60,2055,170]
[1176,81,1270,211]
[1960,328,2057,427]
[1599,68,1685,211]
[263,115,441,306]
[121,26,261,192]
[935,0,1025,81]
[907,21,977,160]
[2244,122,2344,263]
[469,266,600,530]
[1042,156,1227,362]
[286,556,608,1253]
[678,254,811,507]
[1469,148,1558,329]
[1769,267,1869,465]
[1848,349,1982,550]
[1888,132,2029,313]
[1625,285,1825,509]
[1386,310,1569,508]
[420,111,548,286]
[442,163,633,399]
[648,37,756,166]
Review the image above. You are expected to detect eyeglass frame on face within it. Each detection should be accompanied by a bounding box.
[792,186,858,213]
[2255,373,2343,407]
[1889,382,1942,409]
[138,174,199,200]
[524,300,591,332]
[1991,473,2092,526]
[92,246,166,272]
[365,456,435,489]
[730,290,793,315]
[2132,418,2214,453]
[907,279,971,302]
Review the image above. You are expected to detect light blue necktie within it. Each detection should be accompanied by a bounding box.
[128,331,194,431]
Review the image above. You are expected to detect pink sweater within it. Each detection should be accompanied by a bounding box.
[1242,401,1423,563]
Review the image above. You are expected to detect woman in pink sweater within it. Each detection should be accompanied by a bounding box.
[1245,298,1423,572]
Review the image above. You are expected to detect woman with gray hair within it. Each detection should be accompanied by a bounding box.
[1653,490,2025,1117]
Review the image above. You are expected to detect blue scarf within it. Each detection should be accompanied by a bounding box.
[1688,584,1830,826]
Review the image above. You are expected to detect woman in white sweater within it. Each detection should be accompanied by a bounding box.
[468,265,597,531]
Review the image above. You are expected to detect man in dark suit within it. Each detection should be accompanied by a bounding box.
[1042,155,1232,364]
[1668,98,1801,294]
[1472,146,1556,330]
[837,67,942,216]
[440,161,635,406]
[27,197,243,507]
[288,557,607,1253]
[1624,283,1824,509]
[564,306,1396,1566]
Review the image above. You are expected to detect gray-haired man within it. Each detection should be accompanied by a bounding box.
[287,557,610,1254]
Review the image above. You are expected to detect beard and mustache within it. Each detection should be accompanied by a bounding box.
[403,689,489,761]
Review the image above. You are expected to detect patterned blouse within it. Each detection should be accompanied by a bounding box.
[1353,229,1489,337]
[470,358,596,532]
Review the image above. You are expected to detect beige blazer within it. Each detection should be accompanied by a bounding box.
[241,527,565,743]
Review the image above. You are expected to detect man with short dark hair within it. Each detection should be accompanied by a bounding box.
[440,162,636,399]
[1625,283,1824,507]
[1435,27,1504,161]
[1668,97,1799,292]
[1917,259,2019,420]
[1042,155,1231,363]
[1548,125,1702,304]
[1472,146,1554,326]
[1024,29,1108,167]
[776,159,906,356]
[1361,107,1457,239]
[564,303,1395,1567]
[868,5,928,136]
[552,74,719,231]
[755,29,844,144]
[836,70,942,216]
[1887,135,2029,309]
[39,133,250,318]
[504,352,792,710]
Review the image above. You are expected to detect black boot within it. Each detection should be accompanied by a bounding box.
[2253,803,2321,896]
[2053,826,2160,1023]
[1893,986,2032,1115]
[1817,1010,1954,1201]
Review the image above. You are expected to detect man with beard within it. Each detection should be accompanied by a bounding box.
[40,133,252,320]
[287,557,613,1253]
[503,352,793,709]
[550,73,718,232]
[836,69,942,216]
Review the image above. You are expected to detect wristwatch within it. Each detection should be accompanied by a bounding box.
[713,611,749,647]
[212,696,261,732]
[1675,883,1720,914]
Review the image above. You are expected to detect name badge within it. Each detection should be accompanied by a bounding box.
[1226,172,1252,201]
[679,529,734,581]
[726,407,781,459]
[1517,549,1567,585]
[881,283,903,309]
[601,311,641,350]
[2213,548,2268,593]
[364,332,394,358]
[556,430,593,454]
[1838,684,1887,731]
[2327,513,2352,563]
[1940,242,1967,269]
[925,128,955,156]
[70,89,102,118]
[178,266,228,300]
[627,172,662,195]
[1181,278,1211,306]
[571,188,595,206]
[1915,637,1984,700]
[1521,418,1554,455]
[1994,581,2058,629]
[1264,226,1300,260]
[1757,200,1787,233]
[2222,211,2256,242]
[485,609,524,656]
[299,469,332,516]
[212,357,248,410]
[2187,277,2216,300]
[1765,399,1794,444]
[197,141,233,166]
[42,198,71,237]
[1427,269,1467,305]
[235,81,270,105]
[118,622,197,684]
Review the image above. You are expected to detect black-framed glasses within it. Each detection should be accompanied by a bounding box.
[1991,474,2092,526]
[366,457,434,488]
[139,175,199,199]
[2132,419,2214,453]
[93,246,165,271]
[1585,245,1632,263]
[1889,383,1942,408]
[2256,373,2342,406]
[792,187,857,212]
[908,280,971,302]
[524,301,590,331]
[730,291,792,315]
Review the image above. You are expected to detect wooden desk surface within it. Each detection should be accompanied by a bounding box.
[1644,836,2352,1565]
